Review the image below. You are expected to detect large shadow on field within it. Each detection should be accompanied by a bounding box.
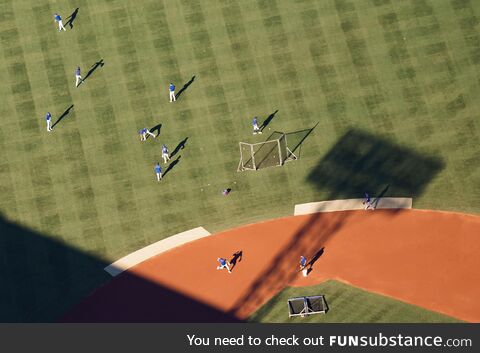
[229,129,444,318]
[307,129,444,200]
[0,214,239,322]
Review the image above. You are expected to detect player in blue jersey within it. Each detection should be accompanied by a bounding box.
[139,127,156,141]
[216,257,231,273]
[45,112,52,132]
[169,83,176,102]
[162,144,170,163]
[252,117,262,134]
[75,66,83,87]
[54,13,66,32]
[154,163,162,181]
[300,255,307,271]
[300,255,309,277]
[363,192,375,210]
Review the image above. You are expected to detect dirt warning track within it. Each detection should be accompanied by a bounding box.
[63,209,480,322]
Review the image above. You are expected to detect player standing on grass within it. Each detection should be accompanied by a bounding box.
[216,258,232,273]
[139,128,156,141]
[54,13,66,32]
[162,144,170,164]
[154,163,162,181]
[45,112,52,132]
[253,117,262,134]
[75,66,83,87]
[169,83,176,102]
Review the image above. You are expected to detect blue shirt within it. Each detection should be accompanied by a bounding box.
[46,112,51,121]
[300,256,307,267]
[76,67,81,75]
[55,15,61,22]
[169,83,175,92]
[253,117,258,126]
[218,258,226,266]
[139,128,147,134]
[155,165,161,173]
[365,192,370,202]
[162,146,168,154]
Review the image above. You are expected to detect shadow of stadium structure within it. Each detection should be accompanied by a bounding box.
[0,214,239,322]
[228,129,444,319]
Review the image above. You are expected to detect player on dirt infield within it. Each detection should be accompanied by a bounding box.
[252,117,262,135]
[54,13,67,32]
[45,112,53,132]
[300,255,307,271]
[169,82,176,102]
[162,144,170,164]
[139,127,156,141]
[75,66,83,87]
[300,255,308,277]
[216,257,232,273]
[154,163,162,181]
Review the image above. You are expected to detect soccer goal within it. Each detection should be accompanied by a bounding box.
[288,295,328,317]
[238,132,297,171]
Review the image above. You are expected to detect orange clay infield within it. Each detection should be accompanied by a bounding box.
[63,209,480,322]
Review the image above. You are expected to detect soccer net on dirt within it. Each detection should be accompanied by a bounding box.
[238,132,297,171]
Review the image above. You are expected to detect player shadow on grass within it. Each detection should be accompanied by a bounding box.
[260,110,278,132]
[149,123,162,137]
[307,129,445,201]
[170,137,188,158]
[175,75,196,100]
[65,8,79,29]
[163,156,181,178]
[51,104,74,129]
[82,59,105,83]
[229,250,243,271]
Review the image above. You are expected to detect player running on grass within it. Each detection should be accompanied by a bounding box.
[54,13,66,32]
[139,128,156,141]
[162,144,170,163]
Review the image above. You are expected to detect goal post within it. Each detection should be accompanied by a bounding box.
[238,132,297,171]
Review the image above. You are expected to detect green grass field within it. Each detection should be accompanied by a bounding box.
[0,0,479,321]
[250,280,461,323]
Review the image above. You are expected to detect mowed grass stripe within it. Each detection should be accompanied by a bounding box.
[334,0,395,134]
[0,1,62,234]
[256,1,307,111]
[373,5,431,140]
[176,0,241,225]
[23,0,108,252]
[452,0,480,67]
[0,7,21,218]
[67,1,151,255]
[298,2,349,135]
